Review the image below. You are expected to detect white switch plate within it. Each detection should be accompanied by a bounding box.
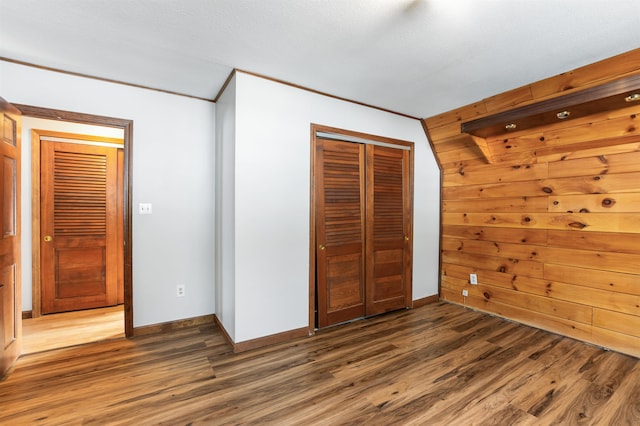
[462,289,469,297]
[139,203,152,214]
[470,273,478,285]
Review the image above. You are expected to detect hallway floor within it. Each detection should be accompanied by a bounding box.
[22,305,124,354]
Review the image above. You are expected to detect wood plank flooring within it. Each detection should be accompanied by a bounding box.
[1,302,639,425]
[21,305,125,354]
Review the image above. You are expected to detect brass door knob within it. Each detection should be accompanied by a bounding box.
[318,244,325,251]
[404,236,409,241]
[44,236,52,242]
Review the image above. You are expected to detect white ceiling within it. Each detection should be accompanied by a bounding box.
[1,0,639,118]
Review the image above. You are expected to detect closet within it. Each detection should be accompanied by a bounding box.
[313,127,413,328]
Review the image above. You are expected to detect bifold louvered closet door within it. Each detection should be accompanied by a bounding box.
[315,136,412,328]
[41,142,118,314]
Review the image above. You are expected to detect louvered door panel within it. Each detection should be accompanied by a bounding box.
[54,151,107,236]
[366,145,412,316]
[41,142,118,314]
[315,139,365,327]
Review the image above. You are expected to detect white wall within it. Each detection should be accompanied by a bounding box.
[215,75,237,340]
[0,61,216,327]
[3,60,439,339]
[231,72,440,343]
[19,118,123,311]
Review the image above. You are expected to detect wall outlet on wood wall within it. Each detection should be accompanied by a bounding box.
[470,274,478,285]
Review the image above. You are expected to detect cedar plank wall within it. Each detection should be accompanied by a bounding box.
[423,48,640,359]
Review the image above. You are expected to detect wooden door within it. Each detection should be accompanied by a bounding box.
[0,97,21,377]
[315,133,413,328]
[365,145,412,315]
[315,139,366,328]
[40,141,119,314]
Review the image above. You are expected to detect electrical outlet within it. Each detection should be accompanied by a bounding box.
[176,285,185,297]
[462,289,469,297]
[470,273,478,285]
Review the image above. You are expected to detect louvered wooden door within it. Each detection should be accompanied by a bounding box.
[365,145,412,315]
[41,141,118,314]
[316,139,366,327]
[315,135,412,328]
[0,97,21,377]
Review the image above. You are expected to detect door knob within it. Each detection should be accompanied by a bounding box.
[318,244,325,251]
[44,236,52,242]
[404,236,409,241]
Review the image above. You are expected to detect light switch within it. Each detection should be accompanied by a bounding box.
[139,203,152,214]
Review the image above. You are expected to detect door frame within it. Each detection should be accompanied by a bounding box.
[309,124,414,334]
[15,104,134,337]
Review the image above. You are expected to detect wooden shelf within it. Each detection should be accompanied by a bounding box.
[461,73,640,139]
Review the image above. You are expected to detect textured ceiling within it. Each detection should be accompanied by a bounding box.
[1,0,639,118]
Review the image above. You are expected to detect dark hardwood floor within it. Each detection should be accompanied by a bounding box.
[1,302,638,425]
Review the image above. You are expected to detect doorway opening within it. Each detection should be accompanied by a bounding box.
[15,104,133,352]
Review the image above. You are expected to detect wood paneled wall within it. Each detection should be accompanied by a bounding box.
[423,49,640,358]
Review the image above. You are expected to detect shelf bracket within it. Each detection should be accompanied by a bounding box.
[468,134,494,164]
